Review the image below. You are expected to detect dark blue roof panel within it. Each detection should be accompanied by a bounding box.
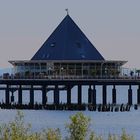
[31,15,104,60]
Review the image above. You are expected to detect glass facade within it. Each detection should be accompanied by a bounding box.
[11,61,123,79]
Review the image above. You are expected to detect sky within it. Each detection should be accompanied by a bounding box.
[0,0,140,69]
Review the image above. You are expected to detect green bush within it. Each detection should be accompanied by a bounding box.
[66,112,90,140]
[120,129,134,140]
[0,111,62,140]
[42,128,61,140]
[0,111,134,140]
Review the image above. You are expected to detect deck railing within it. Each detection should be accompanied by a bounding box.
[1,74,140,80]
[0,66,139,80]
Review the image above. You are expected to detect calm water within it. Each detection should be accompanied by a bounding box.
[0,86,140,140]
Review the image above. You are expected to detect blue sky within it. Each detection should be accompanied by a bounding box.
[0,0,140,68]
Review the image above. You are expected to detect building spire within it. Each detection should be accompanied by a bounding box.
[65,8,69,15]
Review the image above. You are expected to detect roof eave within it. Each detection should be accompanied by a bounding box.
[9,60,127,66]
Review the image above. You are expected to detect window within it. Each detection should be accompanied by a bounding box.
[50,42,56,47]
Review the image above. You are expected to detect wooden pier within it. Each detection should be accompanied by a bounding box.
[0,78,140,110]
[1,14,138,111]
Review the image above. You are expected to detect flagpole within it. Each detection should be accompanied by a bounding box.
[65,9,69,15]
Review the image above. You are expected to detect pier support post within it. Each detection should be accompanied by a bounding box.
[54,85,59,104]
[11,92,14,103]
[112,85,116,104]
[88,85,92,104]
[67,85,71,104]
[137,85,140,104]
[42,85,47,106]
[128,85,132,105]
[30,85,34,106]
[5,85,10,104]
[18,85,22,105]
[78,85,82,105]
[92,85,96,105]
[103,85,107,105]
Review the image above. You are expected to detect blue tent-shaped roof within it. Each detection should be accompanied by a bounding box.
[31,15,104,61]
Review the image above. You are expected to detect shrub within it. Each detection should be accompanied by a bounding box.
[120,129,134,140]
[41,128,61,140]
[0,111,62,140]
[66,112,90,140]
[0,111,134,140]
[0,111,33,140]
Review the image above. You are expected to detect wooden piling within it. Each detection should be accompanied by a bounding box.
[18,85,22,105]
[128,85,132,105]
[54,85,59,104]
[78,85,82,105]
[67,85,71,105]
[92,85,96,105]
[5,85,10,104]
[88,85,92,104]
[42,85,47,106]
[137,85,140,104]
[112,85,116,104]
[30,85,34,105]
[103,85,107,105]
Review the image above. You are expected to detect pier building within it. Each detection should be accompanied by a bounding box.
[0,13,140,111]
[9,14,126,80]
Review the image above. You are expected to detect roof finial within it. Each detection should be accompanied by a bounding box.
[65,8,69,15]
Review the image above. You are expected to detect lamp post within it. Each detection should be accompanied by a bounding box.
[61,67,64,79]
[101,62,105,79]
[48,67,52,79]
[105,67,107,78]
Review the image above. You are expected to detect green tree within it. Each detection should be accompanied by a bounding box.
[66,112,90,140]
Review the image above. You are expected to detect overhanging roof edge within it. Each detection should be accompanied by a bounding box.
[9,60,127,65]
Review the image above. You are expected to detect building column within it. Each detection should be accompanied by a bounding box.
[88,85,92,104]
[5,85,10,104]
[67,85,71,104]
[137,85,140,104]
[42,85,47,106]
[102,85,107,105]
[54,85,59,104]
[78,85,82,105]
[18,85,22,105]
[128,85,132,105]
[92,85,96,105]
[112,85,116,104]
[30,85,34,105]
